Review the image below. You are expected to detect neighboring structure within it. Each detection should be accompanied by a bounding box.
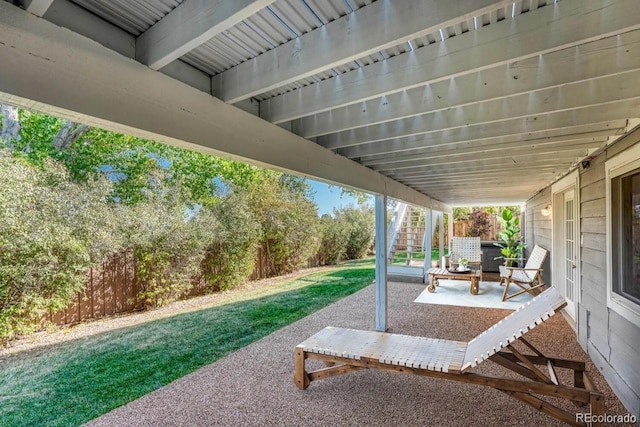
[526,128,640,415]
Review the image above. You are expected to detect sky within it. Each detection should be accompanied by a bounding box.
[308,179,372,216]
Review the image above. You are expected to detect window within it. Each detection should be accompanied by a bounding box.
[611,169,640,304]
[607,144,640,326]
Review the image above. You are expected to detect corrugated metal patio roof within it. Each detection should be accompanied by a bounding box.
[5,0,640,206]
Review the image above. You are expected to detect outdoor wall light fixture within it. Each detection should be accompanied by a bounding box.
[541,204,552,217]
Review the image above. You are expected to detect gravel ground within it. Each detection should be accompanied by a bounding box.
[86,282,630,427]
[0,266,336,359]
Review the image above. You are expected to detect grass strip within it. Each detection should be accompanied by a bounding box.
[0,260,374,426]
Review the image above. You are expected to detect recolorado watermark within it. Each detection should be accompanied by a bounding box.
[576,412,637,424]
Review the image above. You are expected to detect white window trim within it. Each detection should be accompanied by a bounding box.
[606,143,640,327]
[551,169,580,320]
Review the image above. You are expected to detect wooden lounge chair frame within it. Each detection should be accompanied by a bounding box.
[500,244,549,301]
[294,288,604,426]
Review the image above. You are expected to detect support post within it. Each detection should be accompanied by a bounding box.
[447,212,453,253]
[423,208,433,268]
[438,212,445,264]
[375,194,388,332]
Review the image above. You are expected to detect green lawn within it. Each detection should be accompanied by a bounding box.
[391,249,448,265]
[0,259,374,427]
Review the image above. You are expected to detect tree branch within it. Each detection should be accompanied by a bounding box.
[53,121,90,151]
[0,104,21,146]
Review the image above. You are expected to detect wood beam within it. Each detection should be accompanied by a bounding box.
[21,0,54,17]
[361,136,609,167]
[136,0,276,70]
[415,178,559,190]
[373,147,591,172]
[294,30,640,137]
[43,0,211,93]
[318,71,640,149]
[401,168,561,181]
[339,121,627,158]
[383,156,582,177]
[329,97,638,151]
[212,0,512,103]
[0,2,448,211]
[261,0,640,123]
[399,171,560,185]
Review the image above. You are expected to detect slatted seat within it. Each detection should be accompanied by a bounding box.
[300,327,467,373]
[449,236,483,280]
[499,245,548,301]
[295,288,605,426]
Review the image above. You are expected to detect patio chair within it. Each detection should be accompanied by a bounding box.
[499,245,548,302]
[449,236,483,280]
[294,288,604,426]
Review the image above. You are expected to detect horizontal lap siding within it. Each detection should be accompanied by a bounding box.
[525,126,640,415]
[525,187,552,285]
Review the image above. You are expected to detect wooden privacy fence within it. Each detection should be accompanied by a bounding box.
[453,214,501,241]
[48,252,140,325]
[452,213,523,241]
[46,244,322,326]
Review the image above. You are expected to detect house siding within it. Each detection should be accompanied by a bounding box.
[524,187,552,285]
[526,128,640,416]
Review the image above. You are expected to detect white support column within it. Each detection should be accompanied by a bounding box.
[375,194,388,332]
[438,212,445,264]
[447,212,454,255]
[423,208,433,270]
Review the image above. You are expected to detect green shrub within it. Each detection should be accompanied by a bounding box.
[0,152,121,342]
[336,206,375,260]
[247,176,320,275]
[201,191,260,292]
[317,214,349,265]
[127,182,214,309]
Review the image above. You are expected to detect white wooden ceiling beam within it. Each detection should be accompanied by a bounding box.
[294,30,640,138]
[211,0,512,103]
[261,0,640,124]
[389,165,566,181]
[340,121,628,159]
[0,2,448,211]
[318,71,640,149]
[43,0,211,93]
[372,143,596,172]
[358,129,622,164]
[414,179,553,191]
[328,101,639,153]
[380,155,582,176]
[422,191,542,205]
[20,0,54,17]
[362,137,608,167]
[136,0,276,70]
[400,171,560,185]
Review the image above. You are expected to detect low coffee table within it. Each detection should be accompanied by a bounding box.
[427,268,480,295]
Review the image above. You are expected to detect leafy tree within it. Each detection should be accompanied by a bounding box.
[0,152,122,342]
[335,205,375,260]
[467,208,492,237]
[200,190,261,292]
[127,177,215,309]
[453,207,472,221]
[317,214,349,265]
[246,176,320,275]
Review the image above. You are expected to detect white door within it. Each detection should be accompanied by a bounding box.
[562,189,577,318]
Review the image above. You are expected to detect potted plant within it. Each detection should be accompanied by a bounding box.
[494,208,526,267]
[457,257,469,271]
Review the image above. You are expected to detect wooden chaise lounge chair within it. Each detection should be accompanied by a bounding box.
[500,244,549,301]
[294,288,604,426]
